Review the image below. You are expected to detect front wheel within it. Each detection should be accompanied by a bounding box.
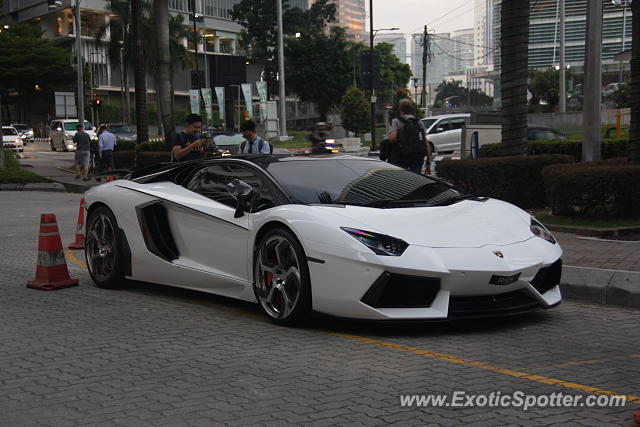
[85,206,126,289]
[253,228,311,325]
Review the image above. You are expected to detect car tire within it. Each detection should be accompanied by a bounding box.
[50,139,56,151]
[85,206,126,289]
[253,227,312,325]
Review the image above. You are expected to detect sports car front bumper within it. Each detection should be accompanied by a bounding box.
[305,236,562,320]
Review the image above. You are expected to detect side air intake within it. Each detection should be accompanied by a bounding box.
[136,201,179,262]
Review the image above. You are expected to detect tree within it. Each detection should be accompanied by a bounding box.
[285,27,352,119]
[629,0,639,164]
[340,87,370,136]
[433,80,493,107]
[0,23,74,120]
[528,67,573,110]
[231,0,336,97]
[153,0,174,147]
[500,1,530,155]
[131,0,148,144]
[392,88,423,119]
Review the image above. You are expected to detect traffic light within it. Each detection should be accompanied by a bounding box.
[93,98,101,111]
[361,50,381,91]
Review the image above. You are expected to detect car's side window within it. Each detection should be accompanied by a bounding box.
[450,118,466,130]
[430,119,450,134]
[187,163,280,212]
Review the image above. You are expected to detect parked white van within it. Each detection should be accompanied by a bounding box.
[49,119,97,151]
[421,113,470,153]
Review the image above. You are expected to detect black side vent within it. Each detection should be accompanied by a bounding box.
[136,202,179,262]
[531,259,562,295]
[361,273,441,308]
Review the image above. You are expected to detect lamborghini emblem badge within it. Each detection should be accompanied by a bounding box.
[493,251,504,258]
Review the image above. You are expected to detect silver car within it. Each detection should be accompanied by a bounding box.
[421,113,470,154]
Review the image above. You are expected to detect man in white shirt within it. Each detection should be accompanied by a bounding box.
[239,120,271,154]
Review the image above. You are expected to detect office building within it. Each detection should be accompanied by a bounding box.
[375,33,407,64]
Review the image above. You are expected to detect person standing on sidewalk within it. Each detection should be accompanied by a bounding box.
[388,99,432,174]
[239,120,271,154]
[97,125,117,171]
[73,124,92,181]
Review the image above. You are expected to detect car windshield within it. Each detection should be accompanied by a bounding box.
[267,158,465,207]
[2,127,18,135]
[108,125,131,133]
[64,121,93,131]
[422,119,437,130]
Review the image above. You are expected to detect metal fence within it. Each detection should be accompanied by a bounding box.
[527,109,630,135]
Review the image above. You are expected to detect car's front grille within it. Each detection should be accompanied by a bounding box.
[530,259,562,295]
[361,273,441,308]
[448,290,541,318]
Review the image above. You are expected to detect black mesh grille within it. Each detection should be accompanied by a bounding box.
[361,273,441,308]
[531,259,562,295]
[448,290,541,318]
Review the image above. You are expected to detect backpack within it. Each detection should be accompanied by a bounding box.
[397,117,426,164]
[241,137,273,154]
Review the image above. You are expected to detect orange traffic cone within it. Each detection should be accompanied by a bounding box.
[68,197,85,249]
[27,213,79,291]
[106,175,114,182]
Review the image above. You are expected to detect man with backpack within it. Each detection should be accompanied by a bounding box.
[388,99,432,173]
[239,120,272,154]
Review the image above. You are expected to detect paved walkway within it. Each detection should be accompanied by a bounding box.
[555,232,640,272]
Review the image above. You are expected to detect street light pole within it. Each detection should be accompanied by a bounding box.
[559,0,566,112]
[620,0,627,82]
[583,0,603,162]
[277,0,288,138]
[75,0,84,127]
[369,0,375,151]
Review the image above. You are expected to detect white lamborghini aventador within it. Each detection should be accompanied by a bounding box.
[84,155,562,325]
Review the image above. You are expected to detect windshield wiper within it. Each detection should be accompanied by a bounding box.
[425,194,474,207]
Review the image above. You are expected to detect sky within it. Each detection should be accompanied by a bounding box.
[367,0,476,36]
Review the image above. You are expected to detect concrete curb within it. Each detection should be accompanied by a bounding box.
[561,265,640,308]
[0,183,66,192]
[548,224,640,238]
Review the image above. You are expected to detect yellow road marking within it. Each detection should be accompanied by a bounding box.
[58,249,640,403]
[323,331,640,404]
[65,249,87,269]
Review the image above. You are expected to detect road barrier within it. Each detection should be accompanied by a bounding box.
[27,213,79,291]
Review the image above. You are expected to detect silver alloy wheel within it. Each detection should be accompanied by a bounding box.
[254,235,302,320]
[85,213,116,282]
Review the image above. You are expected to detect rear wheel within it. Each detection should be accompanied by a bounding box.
[253,228,311,325]
[85,206,125,289]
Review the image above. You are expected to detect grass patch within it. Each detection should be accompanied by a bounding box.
[535,213,640,229]
[1,150,51,184]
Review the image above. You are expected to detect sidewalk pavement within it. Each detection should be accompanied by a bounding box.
[10,153,640,310]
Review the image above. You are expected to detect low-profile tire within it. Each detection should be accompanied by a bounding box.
[85,206,126,289]
[253,227,312,325]
[50,139,56,151]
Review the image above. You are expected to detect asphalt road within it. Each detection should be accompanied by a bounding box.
[1,191,639,426]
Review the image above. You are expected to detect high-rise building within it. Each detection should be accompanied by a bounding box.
[317,0,366,42]
[412,32,456,86]
[375,33,407,64]
[474,0,495,66]
[451,28,475,72]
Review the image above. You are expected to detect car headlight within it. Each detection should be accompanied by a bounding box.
[530,218,556,244]
[20,134,26,139]
[341,227,408,256]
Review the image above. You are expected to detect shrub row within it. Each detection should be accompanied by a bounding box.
[437,155,574,209]
[542,158,640,218]
[479,138,628,160]
[113,151,171,170]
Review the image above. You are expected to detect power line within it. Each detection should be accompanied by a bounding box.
[429,33,493,50]
[430,37,500,62]
[406,0,470,35]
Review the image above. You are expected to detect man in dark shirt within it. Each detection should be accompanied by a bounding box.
[171,114,208,162]
[73,124,92,181]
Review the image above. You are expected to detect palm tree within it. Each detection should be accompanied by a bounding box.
[629,0,640,164]
[131,0,148,145]
[500,1,530,156]
[154,0,174,146]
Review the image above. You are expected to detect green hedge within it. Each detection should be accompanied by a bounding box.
[113,151,171,170]
[542,158,640,218]
[437,155,574,209]
[479,138,628,160]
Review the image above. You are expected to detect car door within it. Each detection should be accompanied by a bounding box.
[427,119,450,153]
[168,162,264,285]
[446,117,467,152]
[50,121,62,149]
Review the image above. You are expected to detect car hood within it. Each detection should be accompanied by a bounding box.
[314,198,533,248]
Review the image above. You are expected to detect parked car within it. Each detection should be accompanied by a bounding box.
[603,82,620,98]
[12,123,34,143]
[527,126,566,141]
[421,113,470,153]
[49,119,97,151]
[106,123,136,141]
[2,126,24,152]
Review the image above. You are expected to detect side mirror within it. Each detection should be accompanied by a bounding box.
[436,127,444,133]
[228,179,256,218]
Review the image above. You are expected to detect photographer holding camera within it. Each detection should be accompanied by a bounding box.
[171,114,209,162]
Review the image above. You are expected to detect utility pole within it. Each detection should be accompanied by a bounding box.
[583,0,602,161]
[559,0,566,112]
[74,0,84,127]
[277,0,288,138]
[421,25,429,109]
[369,0,376,150]
[619,0,627,83]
